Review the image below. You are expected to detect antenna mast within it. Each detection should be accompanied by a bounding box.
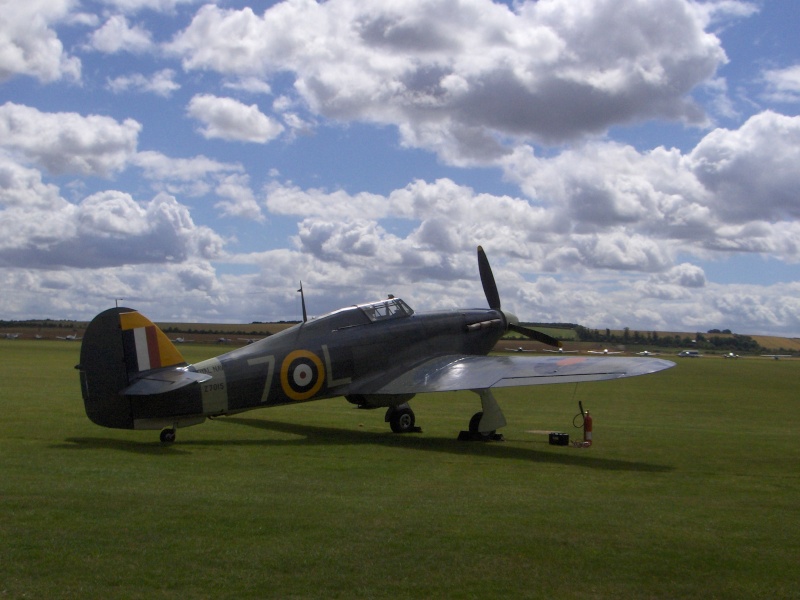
[298,282,308,323]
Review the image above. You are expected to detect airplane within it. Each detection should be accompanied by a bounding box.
[677,350,701,357]
[543,347,578,354]
[170,337,194,343]
[2,333,21,339]
[587,348,623,355]
[76,247,675,443]
[57,333,82,341]
[636,350,660,356]
[722,352,739,359]
[762,354,792,360]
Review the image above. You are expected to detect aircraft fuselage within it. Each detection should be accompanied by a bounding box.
[126,302,506,430]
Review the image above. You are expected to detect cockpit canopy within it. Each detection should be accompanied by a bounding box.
[357,298,414,322]
[300,297,415,333]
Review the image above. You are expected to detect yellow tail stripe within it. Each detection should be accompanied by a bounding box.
[119,311,185,368]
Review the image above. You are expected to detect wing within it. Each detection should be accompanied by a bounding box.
[354,354,674,395]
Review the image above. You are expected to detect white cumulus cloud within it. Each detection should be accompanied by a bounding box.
[187,94,284,143]
[0,0,81,82]
[0,103,141,176]
[168,0,736,162]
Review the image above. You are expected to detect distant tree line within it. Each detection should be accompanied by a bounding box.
[162,326,273,337]
[575,326,764,353]
[0,319,82,329]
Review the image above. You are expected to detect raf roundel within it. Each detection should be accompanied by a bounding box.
[280,350,325,401]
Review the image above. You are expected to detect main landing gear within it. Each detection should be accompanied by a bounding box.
[385,403,421,434]
[458,389,506,441]
[159,427,176,444]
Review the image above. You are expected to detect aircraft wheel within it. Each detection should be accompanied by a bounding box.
[160,428,176,444]
[389,407,415,433]
[468,412,494,437]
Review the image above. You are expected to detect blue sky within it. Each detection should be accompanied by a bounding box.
[1,0,800,336]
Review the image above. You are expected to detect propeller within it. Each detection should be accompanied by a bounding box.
[476,246,562,348]
[477,245,501,310]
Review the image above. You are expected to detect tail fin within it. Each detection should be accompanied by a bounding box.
[77,307,186,429]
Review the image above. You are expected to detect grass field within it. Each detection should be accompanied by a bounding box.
[1,340,799,599]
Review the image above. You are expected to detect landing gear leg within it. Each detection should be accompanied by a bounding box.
[386,403,419,433]
[160,427,176,444]
[458,389,506,441]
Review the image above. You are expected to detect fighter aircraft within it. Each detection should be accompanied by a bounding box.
[76,247,675,443]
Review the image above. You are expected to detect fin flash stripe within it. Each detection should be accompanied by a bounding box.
[119,311,184,373]
[132,325,161,371]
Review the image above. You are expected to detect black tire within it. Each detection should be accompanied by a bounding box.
[468,411,483,434]
[160,428,176,444]
[468,411,494,437]
[389,407,415,433]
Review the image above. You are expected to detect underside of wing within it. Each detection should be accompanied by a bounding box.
[361,354,675,395]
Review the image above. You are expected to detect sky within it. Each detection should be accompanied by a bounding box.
[1,0,800,336]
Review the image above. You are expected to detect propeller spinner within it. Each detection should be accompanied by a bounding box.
[477,246,562,348]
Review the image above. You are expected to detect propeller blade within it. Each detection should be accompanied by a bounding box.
[509,323,562,348]
[477,246,559,348]
[477,246,501,310]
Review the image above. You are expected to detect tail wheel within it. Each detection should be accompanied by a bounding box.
[389,407,415,433]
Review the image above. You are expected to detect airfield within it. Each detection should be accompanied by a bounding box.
[1,339,798,598]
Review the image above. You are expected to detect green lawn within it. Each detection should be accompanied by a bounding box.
[1,341,798,598]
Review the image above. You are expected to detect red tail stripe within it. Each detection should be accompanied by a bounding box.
[145,325,161,369]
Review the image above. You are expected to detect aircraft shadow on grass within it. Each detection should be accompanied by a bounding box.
[56,438,192,456]
[57,418,671,472]
[199,416,671,473]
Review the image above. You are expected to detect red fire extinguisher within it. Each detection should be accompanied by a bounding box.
[583,409,593,447]
[574,401,593,447]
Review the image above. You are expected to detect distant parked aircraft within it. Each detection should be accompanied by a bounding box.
[636,350,660,356]
[762,354,792,360]
[57,333,82,341]
[588,348,623,355]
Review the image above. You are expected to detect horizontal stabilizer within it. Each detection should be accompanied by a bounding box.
[122,368,211,396]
